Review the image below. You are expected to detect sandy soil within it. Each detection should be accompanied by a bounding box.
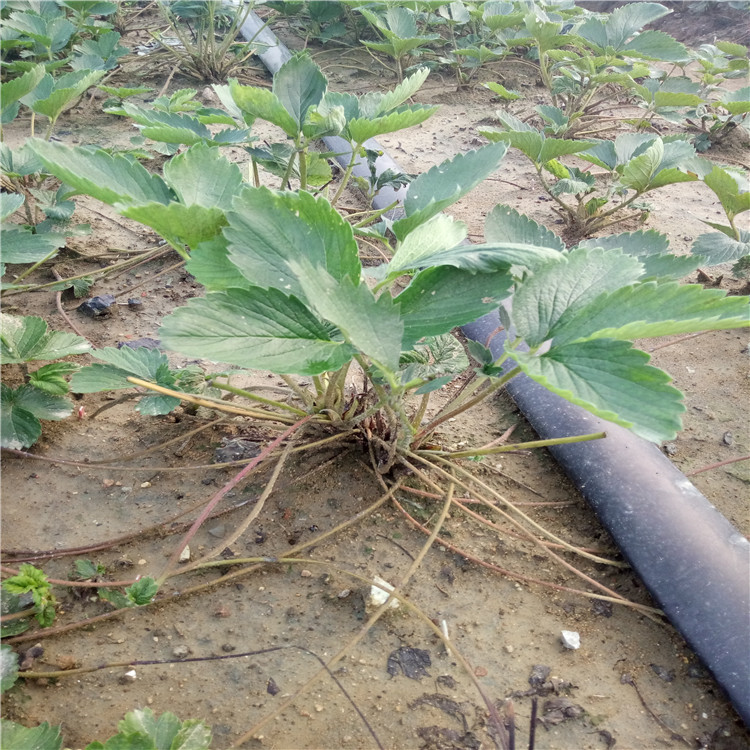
[2,4,749,749]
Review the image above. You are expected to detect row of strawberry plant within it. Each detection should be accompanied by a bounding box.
[269,2,749,147]
[3,53,744,457]
[479,113,750,257]
[2,25,748,453]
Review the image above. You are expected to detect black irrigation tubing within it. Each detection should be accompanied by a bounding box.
[237,11,750,727]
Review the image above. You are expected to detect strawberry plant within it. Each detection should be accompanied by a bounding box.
[428,1,510,86]
[2,564,57,628]
[28,138,242,260]
[684,41,750,149]
[358,5,441,80]
[1,62,106,137]
[481,114,706,237]
[2,6,750,745]
[1,0,121,69]
[21,54,435,249]
[0,314,90,449]
[691,41,749,96]
[573,2,688,65]
[116,90,252,154]
[691,164,750,269]
[1,2,128,137]
[155,0,259,82]
[629,74,704,131]
[267,0,352,45]
[96,82,153,116]
[1,188,69,279]
[155,183,747,450]
[227,52,436,200]
[97,576,159,610]
[484,3,691,137]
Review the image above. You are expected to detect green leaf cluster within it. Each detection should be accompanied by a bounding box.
[691,165,750,266]
[29,139,243,256]
[98,577,159,610]
[71,346,205,415]
[359,6,441,78]
[160,143,511,388]
[482,115,705,236]
[105,86,249,152]
[0,708,210,750]
[71,30,128,71]
[481,110,595,165]
[2,563,57,627]
[0,313,89,364]
[577,2,688,62]
[84,708,211,750]
[229,52,436,193]
[484,208,749,442]
[0,719,62,750]
[75,558,107,580]
[0,315,89,449]
[1,177,89,275]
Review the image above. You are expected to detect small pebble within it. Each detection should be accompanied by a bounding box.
[78,294,116,318]
[650,663,675,682]
[102,479,115,487]
[561,630,580,650]
[172,645,190,659]
[119,669,137,683]
[140,481,151,488]
[474,666,488,677]
[208,525,226,538]
[366,576,399,612]
[300,569,312,577]
[722,431,733,446]
[178,546,190,563]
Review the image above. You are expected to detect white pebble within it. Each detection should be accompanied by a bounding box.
[561,630,580,650]
[366,576,399,612]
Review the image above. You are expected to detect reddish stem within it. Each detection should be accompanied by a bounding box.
[158,415,311,582]
[686,454,750,477]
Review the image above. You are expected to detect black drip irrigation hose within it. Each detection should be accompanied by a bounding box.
[239,11,750,726]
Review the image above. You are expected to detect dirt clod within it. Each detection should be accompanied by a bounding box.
[387,647,432,680]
